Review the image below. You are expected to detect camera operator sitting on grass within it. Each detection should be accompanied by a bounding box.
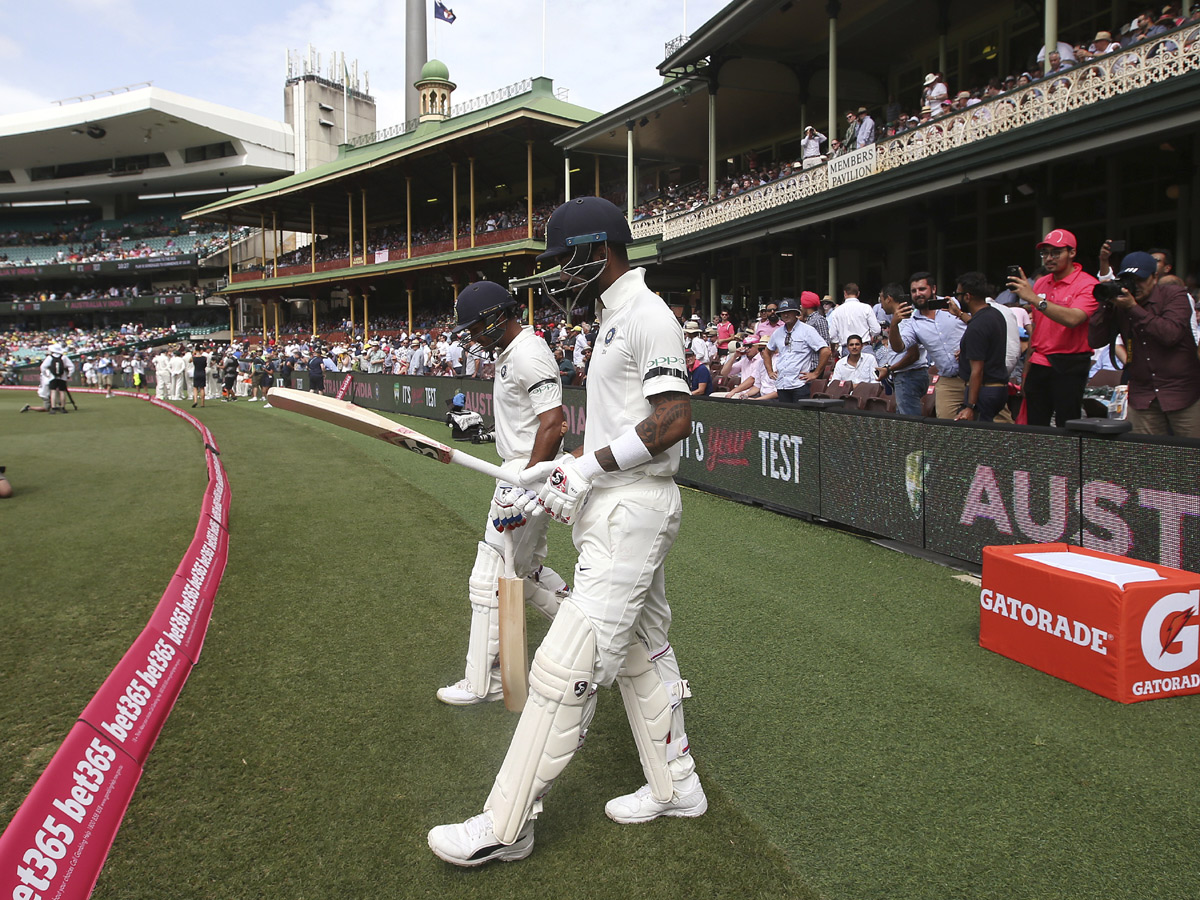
[1088,250,1200,437]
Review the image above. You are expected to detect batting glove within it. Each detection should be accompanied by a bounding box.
[536,454,602,524]
[500,458,560,491]
[489,483,527,532]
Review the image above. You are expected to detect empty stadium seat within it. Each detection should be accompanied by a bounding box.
[850,382,884,409]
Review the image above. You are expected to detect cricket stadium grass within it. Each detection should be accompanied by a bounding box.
[2,388,1197,899]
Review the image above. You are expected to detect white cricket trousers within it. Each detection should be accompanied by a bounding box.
[571,476,682,685]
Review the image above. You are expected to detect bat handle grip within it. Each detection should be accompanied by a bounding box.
[447,448,507,481]
[502,529,517,580]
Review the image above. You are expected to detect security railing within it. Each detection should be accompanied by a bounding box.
[662,23,1200,242]
[449,78,533,117]
[348,77,548,149]
[349,118,421,148]
[631,215,668,240]
[664,34,690,57]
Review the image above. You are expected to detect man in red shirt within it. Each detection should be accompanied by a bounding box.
[1007,228,1099,427]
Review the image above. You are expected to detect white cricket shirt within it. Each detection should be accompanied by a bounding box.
[492,326,563,462]
[586,268,690,487]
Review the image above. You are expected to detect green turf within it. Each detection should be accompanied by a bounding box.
[2,390,1198,899]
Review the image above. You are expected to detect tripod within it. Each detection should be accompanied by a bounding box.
[62,385,78,411]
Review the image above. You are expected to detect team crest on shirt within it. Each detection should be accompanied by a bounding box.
[500,364,508,378]
[604,327,616,346]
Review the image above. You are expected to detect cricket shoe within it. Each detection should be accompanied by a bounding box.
[604,773,708,824]
[436,678,503,706]
[428,811,533,867]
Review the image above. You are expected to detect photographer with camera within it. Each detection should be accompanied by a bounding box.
[1088,251,1200,437]
[1006,229,1099,427]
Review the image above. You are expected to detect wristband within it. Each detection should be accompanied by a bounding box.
[571,451,605,481]
[609,426,654,471]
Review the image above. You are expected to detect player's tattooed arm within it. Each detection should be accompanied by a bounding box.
[595,392,692,472]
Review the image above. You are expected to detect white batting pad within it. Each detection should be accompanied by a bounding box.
[485,600,598,844]
[466,541,504,697]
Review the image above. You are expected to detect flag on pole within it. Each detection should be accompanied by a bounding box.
[434,0,456,24]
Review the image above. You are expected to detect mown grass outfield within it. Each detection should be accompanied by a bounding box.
[2,388,1198,900]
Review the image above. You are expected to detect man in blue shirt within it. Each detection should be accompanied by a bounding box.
[889,272,968,418]
[763,297,830,402]
[685,348,713,396]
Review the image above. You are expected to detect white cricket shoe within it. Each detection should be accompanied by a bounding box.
[436,678,503,706]
[428,811,533,867]
[604,773,708,824]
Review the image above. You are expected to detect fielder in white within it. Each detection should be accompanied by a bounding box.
[429,197,705,866]
[436,281,572,706]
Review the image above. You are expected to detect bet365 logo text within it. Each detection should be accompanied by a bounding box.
[1133,589,1200,697]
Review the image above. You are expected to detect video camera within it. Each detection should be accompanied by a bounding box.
[1093,275,1137,305]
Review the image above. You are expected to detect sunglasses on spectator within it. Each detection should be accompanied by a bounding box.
[1040,247,1069,257]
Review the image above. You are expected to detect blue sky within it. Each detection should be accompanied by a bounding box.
[2,0,729,127]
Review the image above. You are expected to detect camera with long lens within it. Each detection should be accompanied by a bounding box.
[1093,275,1137,305]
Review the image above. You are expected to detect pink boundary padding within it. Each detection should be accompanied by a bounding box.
[0,387,231,900]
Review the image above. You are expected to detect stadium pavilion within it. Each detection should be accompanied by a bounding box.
[0,65,372,336]
[185,0,1199,334]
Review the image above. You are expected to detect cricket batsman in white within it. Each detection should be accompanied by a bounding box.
[435,281,572,705]
[429,197,705,866]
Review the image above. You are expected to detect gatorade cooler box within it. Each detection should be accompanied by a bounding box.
[980,544,1200,703]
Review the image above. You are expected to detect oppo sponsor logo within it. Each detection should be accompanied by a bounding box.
[979,589,1110,655]
[960,466,1200,569]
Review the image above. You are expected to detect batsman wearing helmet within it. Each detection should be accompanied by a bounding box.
[435,281,572,706]
[429,198,704,866]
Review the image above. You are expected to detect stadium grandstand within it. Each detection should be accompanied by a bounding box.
[0,69,376,339]
[184,65,608,341]
[193,0,1200,342]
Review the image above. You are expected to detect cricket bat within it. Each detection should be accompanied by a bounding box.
[267,386,505,479]
[498,530,529,712]
[268,386,531,710]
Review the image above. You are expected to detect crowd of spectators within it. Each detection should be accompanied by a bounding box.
[10,217,1197,438]
[625,7,1200,221]
[1,284,211,304]
[256,200,559,274]
[665,228,1199,437]
[0,324,179,381]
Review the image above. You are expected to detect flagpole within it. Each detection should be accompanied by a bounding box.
[541,0,547,75]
